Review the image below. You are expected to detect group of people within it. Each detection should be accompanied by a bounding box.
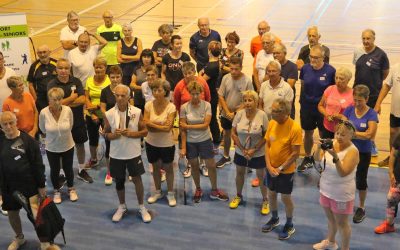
[0,9,399,250]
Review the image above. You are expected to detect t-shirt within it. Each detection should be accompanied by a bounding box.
[152,39,171,74]
[85,76,111,118]
[220,48,243,74]
[298,44,330,64]
[180,100,211,143]
[255,50,274,81]
[218,74,253,117]
[68,45,100,87]
[385,63,400,117]
[132,67,147,107]
[173,76,211,112]
[60,25,86,58]
[203,61,220,98]
[162,52,191,89]
[232,109,268,158]
[259,78,294,117]
[265,118,302,174]
[281,60,298,83]
[0,67,16,111]
[100,85,134,111]
[2,92,36,133]
[299,63,336,111]
[322,86,353,132]
[141,81,154,103]
[144,101,176,147]
[189,29,221,71]
[343,105,379,153]
[353,46,390,98]
[97,23,123,65]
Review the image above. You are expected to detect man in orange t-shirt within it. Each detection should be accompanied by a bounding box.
[250,21,282,67]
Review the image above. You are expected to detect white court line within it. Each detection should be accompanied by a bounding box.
[31,0,110,36]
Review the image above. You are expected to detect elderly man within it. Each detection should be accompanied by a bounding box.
[104,84,151,223]
[296,26,330,70]
[217,57,253,168]
[353,29,390,157]
[0,52,16,110]
[250,20,282,59]
[60,11,86,58]
[68,31,107,87]
[189,17,221,72]
[297,45,335,172]
[47,58,93,184]
[262,99,301,240]
[27,45,57,113]
[253,32,275,91]
[0,111,60,250]
[97,10,123,68]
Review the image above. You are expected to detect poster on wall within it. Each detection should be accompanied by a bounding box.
[0,13,30,78]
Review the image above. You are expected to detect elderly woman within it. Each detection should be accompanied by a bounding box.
[229,90,269,214]
[85,56,111,168]
[220,31,243,76]
[313,121,359,250]
[142,65,159,103]
[39,88,77,203]
[152,24,173,75]
[130,49,155,112]
[318,67,354,139]
[2,76,38,138]
[343,85,378,224]
[144,79,177,207]
[179,80,228,203]
[117,23,143,85]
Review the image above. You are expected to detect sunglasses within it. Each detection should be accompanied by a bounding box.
[338,120,356,132]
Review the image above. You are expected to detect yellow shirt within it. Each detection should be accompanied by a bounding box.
[85,76,111,118]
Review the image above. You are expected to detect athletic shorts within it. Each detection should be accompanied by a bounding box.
[145,142,175,164]
[71,124,88,144]
[300,108,324,131]
[390,114,400,128]
[220,116,233,130]
[265,171,294,194]
[319,193,354,215]
[110,156,145,179]
[234,153,266,169]
[186,139,214,160]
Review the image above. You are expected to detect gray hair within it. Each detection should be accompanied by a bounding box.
[272,98,291,115]
[48,87,65,100]
[6,76,23,89]
[122,23,132,31]
[0,111,17,123]
[307,26,320,36]
[262,32,276,43]
[158,24,173,35]
[310,45,325,58]
[353,84,370,99]
[362,29,375,38]
[67,11,78,20]
[274,43,287,54]
[267,60,281,71]
[336,67,352,82]
[114,84,131,97]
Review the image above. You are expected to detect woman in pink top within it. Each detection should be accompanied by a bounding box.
[318,67,354,139]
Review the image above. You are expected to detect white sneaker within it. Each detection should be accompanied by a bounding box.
[0,200,8,216]
[167,192,176,207]
[200,165,209,177]
[160,169,166,182]
[147,190,163,204]
[183,166,191,178]
[112,204,127,222]
[313,239,338,250]
[69,189,78,202]
[8,236,26,250]
[139,206,152,223]
[53,191,62,204]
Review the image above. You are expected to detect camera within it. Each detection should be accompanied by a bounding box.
[320,138,333,150]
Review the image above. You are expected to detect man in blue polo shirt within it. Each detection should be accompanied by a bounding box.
[297,45,336,172]
[189,18,221,72]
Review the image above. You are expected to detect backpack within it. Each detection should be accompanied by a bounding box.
[35,197,66,244]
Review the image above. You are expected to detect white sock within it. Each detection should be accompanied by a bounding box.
[78,164,85,172]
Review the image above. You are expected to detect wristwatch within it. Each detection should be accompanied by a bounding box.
[332,157,339,164]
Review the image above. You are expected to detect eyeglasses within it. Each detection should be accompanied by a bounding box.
[309,55,322,60]
[338,120,356,132]
[271,109,284,114]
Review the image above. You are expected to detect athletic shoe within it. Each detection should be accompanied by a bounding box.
[183,166,191,178]
[371,141,378,157]
[69,189,78,202]
[210,189,229,201]
[104,173,113,186]
[77,169,94,183]
[229,195,242,209]
[167,192,176,207]
[58,174,66,189]
[262,217,280,232]
[0,200,8,216]
[39,242,60,250]
[353,207,366,223]
[312,239,338,250]
[375,220,395,234]
[84,159,99,169]
[297,156,315,172]
[53,191,62,204]
[378,156,390,167]
[251,178,260,187]
[147,191,163,204]
[216,156,231,168]
[200,165,209,177]
[279,223,295,240]
[161,169,166,182]
[139,206,151,223]
[260,200,270,215]
[193,188,203,203]
[8,236,26,250]
[112,204,127,222]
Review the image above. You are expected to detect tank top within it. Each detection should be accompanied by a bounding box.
[120,37,138,85]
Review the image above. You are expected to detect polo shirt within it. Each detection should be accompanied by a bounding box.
[189,29,221,70]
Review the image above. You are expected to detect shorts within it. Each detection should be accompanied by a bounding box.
[109,156,145,180]
[186,139,214,160]
[356,152,371,190]
[264,171,294,194]
[145,142,175,164]
[319,193,354,215]
[220,115,233,130]
[320,127,335,139]
[300,107,324,131]
[71,124,88,144]
[1,190,38,211]
[390,114,400,128]
[233,153,266,169]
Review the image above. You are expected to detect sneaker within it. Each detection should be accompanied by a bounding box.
[216,156,231,168]
[139,206,152,223]
[375,220,395,234]
[8,236,26,250]
[378,156,390,167]
[200,165,209,177]
[104,173,113,186]
[297,156,315,172]
[279,223,295,240]
[261,200,270,215]
[193,188,203,203]
[210,189,229,201]
[53,191,62,204]
[251,178,260,187]
[58,174,66,189]
[183,166,191,178]
[353,207,366,223]
[147,191,163,204]
[0,200,8,216]
[39,242,60,250]
[167,192,176,207]
[84,158,99,169]
[77,169,94,183]
[371,142,378,157]
[160,169,166,182]
[229,195,242,209]
[112,204,127,222]
[69,189,78,202]
[262,217,280,232]
[312,239,338,250]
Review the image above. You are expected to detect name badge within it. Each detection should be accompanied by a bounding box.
[133,46,137,50]
[340,99,346,104]
[179,60,183,65]
[366,61,371,67]
[14,155,21,160]
[71,85,76,91]
[336,201,347,211]
[319,76,325,81]
[13,108,19,113]
[360,123,367,128]
[114,36,118,40]
[42,71,48,76]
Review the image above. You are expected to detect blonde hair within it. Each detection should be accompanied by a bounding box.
[242,90,259,104]
[187,80,203,93]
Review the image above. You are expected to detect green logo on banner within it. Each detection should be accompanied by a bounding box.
[1,40,10,51]
[0,25,28,38]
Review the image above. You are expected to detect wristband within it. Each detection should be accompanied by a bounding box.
[278,166,284,171]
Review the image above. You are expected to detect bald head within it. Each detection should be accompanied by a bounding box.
[102,10,114,28]
[37,44,51,63]
[0,111,18,138]
[362,29,376,52]
[198,18,210,35]
[258,20,270,36]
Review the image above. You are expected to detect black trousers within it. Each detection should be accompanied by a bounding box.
[46,147,75,189]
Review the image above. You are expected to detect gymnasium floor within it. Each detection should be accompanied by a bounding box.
[1,0,400,249]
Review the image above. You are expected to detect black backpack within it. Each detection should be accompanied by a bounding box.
[35,197,66,244]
